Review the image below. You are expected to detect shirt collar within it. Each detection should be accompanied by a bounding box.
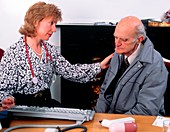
[125,43,143,64]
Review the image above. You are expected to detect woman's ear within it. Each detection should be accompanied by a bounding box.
[34,22,38,27]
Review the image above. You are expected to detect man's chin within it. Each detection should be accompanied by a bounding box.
[115,50,123,54]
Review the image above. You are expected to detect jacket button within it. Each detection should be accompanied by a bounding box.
[138,64,141,68]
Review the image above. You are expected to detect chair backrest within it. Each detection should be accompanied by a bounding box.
[0,48,4,61]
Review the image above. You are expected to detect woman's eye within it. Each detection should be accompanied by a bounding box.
[51,21,54,25]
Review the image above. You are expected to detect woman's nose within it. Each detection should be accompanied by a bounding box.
[52,25,56,32]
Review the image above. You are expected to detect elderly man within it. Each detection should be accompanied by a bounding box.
[95,16,168,115]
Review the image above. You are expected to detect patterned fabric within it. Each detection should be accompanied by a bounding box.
[0,36,101,101]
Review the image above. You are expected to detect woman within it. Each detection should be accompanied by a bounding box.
[0,2,113,110]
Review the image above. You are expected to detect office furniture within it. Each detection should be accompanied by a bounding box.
[146,27,170,60]
[1,113,163,132]
[0,48,4,61]
[57,25,115,109]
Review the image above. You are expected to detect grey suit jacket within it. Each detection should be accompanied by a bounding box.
[95,37,168,115]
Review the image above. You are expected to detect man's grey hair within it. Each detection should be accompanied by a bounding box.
[136,24,146,39]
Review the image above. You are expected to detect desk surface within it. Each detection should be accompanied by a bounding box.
[1,113,163,132]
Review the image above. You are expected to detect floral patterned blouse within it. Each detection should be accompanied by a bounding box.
[0,37,101,101]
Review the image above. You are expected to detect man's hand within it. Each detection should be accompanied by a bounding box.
[1,97,15,110]
[100,53,114,70]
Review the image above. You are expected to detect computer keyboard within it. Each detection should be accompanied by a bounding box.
[8,105,95,121]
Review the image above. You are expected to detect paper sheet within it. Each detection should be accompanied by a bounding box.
[152,116,170,127]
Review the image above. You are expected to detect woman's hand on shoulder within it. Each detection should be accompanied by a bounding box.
[100,53,114,70]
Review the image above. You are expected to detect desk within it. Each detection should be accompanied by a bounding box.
[1,113,162,132]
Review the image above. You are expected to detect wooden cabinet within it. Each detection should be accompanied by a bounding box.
[57,25,115,109]
[146,26,170,60]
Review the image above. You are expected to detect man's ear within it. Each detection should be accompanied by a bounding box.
[137,35,145,44]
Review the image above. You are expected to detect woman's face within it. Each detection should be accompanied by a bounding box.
[35,16,58,41]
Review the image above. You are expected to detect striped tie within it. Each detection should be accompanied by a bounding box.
[125,57,129,68]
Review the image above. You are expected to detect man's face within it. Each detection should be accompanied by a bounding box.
[114,23,139,57]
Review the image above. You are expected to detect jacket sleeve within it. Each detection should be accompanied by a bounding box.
[0,49,18,102]
[94,90,112,113]
[95,53,120,113]
[94,67,113,113]
[54,51,101,83]
[125,62,168,115]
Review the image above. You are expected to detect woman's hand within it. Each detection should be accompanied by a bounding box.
[1,97,15,110]
[100,53,114,70]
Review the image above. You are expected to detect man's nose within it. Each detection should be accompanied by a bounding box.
[115,39,122,46]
